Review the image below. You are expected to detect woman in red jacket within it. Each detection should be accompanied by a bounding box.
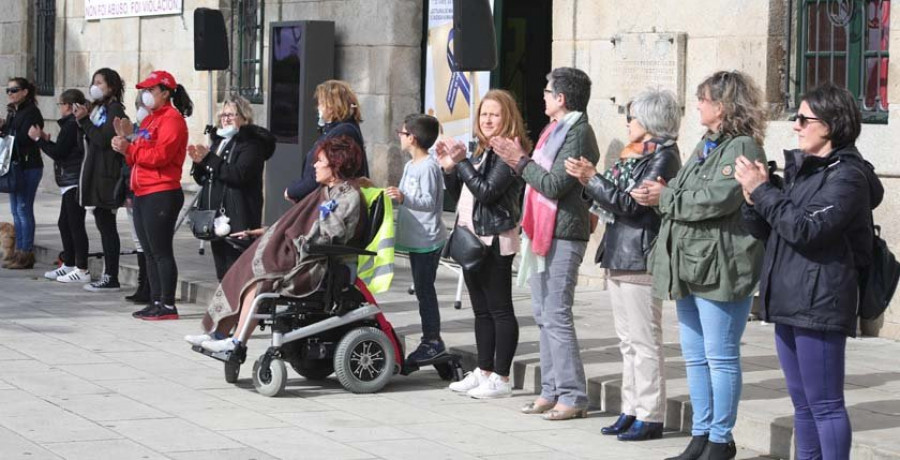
[112,70,192,320]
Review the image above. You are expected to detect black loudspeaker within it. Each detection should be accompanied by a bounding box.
[452,0,498,72]
[194,8,229,71]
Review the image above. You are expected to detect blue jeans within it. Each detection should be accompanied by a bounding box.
[676,294,752,443]
[409,248,442,341]
[9,168,43,251]
[775,324,851,460]
[531,239,588,408]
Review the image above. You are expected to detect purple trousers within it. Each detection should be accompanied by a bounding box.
[775,324,851,460]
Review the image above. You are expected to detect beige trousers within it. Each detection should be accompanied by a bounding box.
[609,279,666,422]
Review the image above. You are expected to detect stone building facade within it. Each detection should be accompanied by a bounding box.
[3,0,900,337]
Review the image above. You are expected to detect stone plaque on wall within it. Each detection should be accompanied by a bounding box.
[609,32,687,107]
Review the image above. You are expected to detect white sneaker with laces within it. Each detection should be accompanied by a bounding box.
[449,367,486,393]
[57,268,90,283]
[45,265,74,280]
[201,338,236,353]
[467,372,512,399]
[184,334,212,347]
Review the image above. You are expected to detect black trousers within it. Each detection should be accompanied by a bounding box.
[462,239,519,377]
[93,206,120,279]
[210,239,243,282]
[133,189,184,306]
[59,188,89,269]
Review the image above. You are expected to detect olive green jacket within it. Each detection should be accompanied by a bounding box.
[649,133,766,301]
[517,114,601,242]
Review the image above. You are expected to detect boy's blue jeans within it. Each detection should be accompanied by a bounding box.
[409,248,442,341]
[675,294,752,443]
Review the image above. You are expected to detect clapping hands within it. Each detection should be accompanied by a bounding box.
[434,138,467,171]
[564,156,596,185]
[110,117,133,155]
[187,144,210,163]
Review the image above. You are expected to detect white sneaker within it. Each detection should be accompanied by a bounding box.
[467,372,512,399]
[201,338,236,353]
[57,268,90,283]
[449,367,486,392]
[45,265,74,280]
[184,334,212,347]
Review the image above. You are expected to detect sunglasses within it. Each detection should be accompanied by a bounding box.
[626,114,635,123]
[793,113,823,128]
[5,87,22,95]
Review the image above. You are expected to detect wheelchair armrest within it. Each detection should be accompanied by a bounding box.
[304,243,376,257]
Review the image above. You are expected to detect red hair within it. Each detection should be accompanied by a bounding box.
[317,135,363,179]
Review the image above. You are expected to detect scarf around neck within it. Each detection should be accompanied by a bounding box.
[520,111,582,257]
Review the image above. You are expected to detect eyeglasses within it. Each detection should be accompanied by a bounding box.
[5,87,22,95]
[626,114,635,123]
[219,113,237,120]
[542,89,553,95]
[55,102,68,107]
[793,113,822,128]
[396,130,411,137]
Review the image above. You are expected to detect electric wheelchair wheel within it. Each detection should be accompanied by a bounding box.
[252,356,287,397]
[224,361,240,384]
[333,327,394,394]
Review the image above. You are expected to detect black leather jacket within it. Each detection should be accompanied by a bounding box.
[444,148,523,236]
[584,142,682,271]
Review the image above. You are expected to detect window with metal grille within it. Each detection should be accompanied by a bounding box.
[230,0,264,103]
[230,0,266,104]
[796,0,890,123]
[35,0,56,96]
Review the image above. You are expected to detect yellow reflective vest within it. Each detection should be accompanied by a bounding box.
[357,187,395,294]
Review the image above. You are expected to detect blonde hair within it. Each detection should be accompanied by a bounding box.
[218,94,254,127]
[315,80,362,123]
[474,89,532,156]
[696,71,767,146]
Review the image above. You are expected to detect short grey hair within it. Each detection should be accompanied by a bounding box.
[629,89,681,140]
[547,67,592,112]
[219,94,255,126]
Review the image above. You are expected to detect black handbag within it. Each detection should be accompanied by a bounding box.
[189,179,227,241]
[443,223,488,270]
[0,135,23,194]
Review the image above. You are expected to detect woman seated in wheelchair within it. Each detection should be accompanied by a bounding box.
[185,135,367,353]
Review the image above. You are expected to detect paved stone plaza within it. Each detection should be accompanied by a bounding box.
[0,191,898,459]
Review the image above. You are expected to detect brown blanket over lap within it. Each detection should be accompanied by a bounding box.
[201,182,365,334]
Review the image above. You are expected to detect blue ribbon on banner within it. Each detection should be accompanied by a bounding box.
[445,28,471,113]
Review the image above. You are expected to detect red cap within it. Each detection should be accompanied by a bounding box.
[135,70,177,90]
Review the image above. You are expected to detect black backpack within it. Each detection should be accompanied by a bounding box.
[858,225,900,320]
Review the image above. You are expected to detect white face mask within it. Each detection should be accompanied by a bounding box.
[217,125,238,138]
[317,108,326,127]
[89,85,104,101]
[141,90,155,110]
[136,107,150,124]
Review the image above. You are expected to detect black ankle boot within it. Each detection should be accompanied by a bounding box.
[665,434,709,460]
[698,441,736,460]
[617,420,663,441]
[601,413,635,435]
[125,252,150,303]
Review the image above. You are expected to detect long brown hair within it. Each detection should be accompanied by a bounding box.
[474,89,532,156]
[696,70,767,146]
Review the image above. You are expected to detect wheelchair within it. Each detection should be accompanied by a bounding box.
[193,191,464,397]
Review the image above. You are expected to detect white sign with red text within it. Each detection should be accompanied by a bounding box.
[85,0,183,20]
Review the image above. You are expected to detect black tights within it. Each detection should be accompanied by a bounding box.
[93,206,120,279]
[462,240,519,377]
[59,188,89,269]
[133,189,184,306]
